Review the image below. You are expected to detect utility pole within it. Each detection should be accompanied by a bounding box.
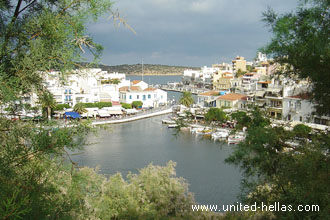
[142,58,144,82]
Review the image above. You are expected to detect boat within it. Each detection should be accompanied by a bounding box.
[211,129,230,141]
[227,132,245,144]
[167,124,178,128]
[195,128,212,136]
[162,119,176,124]
[190,126,204,134]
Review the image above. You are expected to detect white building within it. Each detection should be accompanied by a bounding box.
[119,85,167,108]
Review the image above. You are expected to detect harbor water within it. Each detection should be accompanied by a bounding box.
[71,114,241,206]
[71,76,241,206]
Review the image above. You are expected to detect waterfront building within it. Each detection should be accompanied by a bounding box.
[216,93,247,109]
[197,91,221,107]
[119,82,167,108]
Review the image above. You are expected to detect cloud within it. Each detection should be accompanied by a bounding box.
[87,0,298,66]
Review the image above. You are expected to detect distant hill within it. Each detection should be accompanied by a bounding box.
[96,64,199,75]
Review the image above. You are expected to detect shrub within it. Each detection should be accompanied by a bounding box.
[132,101,143,109]
[121,103,132,109]
[55,104,71,111]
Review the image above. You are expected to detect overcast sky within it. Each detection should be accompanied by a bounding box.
[86,0,298,67]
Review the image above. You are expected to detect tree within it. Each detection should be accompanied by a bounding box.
[179,92,194,107]
[73,102,87,114]
[204,108,227,123]
[262,0,330,116]
[55,103,71,111]
[38,91,56,120]
[225,108,330,219]
[132,101,143,109]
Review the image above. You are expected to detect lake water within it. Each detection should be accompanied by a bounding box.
[71,114,241,206]
[71,75,241,206]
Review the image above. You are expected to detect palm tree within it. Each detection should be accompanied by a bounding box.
[39,91,56,120]
[73,102,87,114]
[179,92,194,107]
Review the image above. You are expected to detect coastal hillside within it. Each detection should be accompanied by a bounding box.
[97,64,199,75]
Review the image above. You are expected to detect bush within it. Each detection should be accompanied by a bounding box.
[80,102,112,109]
[293,124,312,138]
[204,108,227,122]
[121,103,132,109]
[132,101,143,109]
[55,104,71,111]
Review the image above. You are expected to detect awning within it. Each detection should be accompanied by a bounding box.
[98,110,110,117]
[108,110,123,115]
[124,109,138,114]
[65,112,81,119]
[255,90,265,97]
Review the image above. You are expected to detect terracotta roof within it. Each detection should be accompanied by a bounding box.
[144,87,157,91]
[199,91,220,96]
[217,93,247,101]
[132,80,141,85]
[223,72,232,75]
[130,86,142,91]
[222,76,233,79]
[257,81,271,84]
[119,86,129,92]
[288,93,310,100]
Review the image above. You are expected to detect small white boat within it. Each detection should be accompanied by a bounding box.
[212,129,230,141]
[195,128,212,136]
[167,124,178,128]
[227,132,246,144]
[162,119,176,124]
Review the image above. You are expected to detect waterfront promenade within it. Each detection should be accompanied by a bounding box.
[92,107,173,125]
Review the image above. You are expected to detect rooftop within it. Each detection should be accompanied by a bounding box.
[132,80,142,85]
[217,93,247,101]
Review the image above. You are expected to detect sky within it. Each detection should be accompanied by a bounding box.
[86,0,298,67]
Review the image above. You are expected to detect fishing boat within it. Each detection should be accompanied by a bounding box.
[162,119,176,124]
[227,132,246,144]
[211,129,230,141]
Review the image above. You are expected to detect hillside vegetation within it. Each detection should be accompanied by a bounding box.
[97,64,199,75]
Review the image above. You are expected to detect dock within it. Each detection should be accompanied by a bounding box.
[92,107,173,125]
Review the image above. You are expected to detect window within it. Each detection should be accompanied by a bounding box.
[143,95,146,101]
[137,95,139,99]
[288,114,291,120]
[300,116,303,121]
[129,95,132,99]
[148,94,151,99]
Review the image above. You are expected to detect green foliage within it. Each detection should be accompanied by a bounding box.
[79,102,112,109]
[55,103,71,111]
[231,111,252,129]
[121,103,132,109]
[204,108,227,122]
[179,92,194,107]
[292,124,312,138]
[73,102,87,114]
[236,69,247,77]
[38,91,56,119]
[132,101,143,109]
[226,108,330,219]
[101,78,121,84]
[262,0,330,116]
